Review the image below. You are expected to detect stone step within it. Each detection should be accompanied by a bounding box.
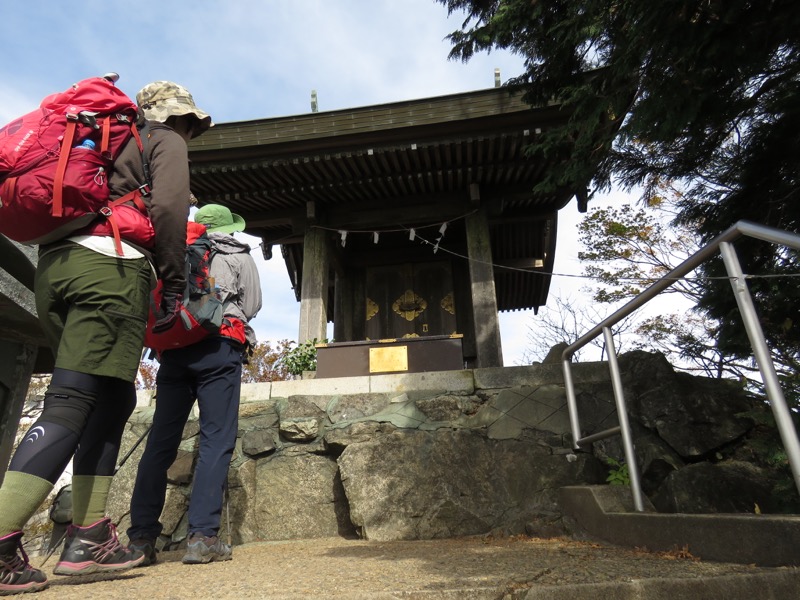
[559,485,800,567]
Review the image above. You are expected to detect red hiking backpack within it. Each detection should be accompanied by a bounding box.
[0,74,152,253]
[144,221,224,352]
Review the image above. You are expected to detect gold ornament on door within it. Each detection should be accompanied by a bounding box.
[392,289,427,321]
[441,292,455,315]
[365,297,379,321]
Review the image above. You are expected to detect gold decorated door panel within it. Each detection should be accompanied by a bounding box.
[365,262,457,340]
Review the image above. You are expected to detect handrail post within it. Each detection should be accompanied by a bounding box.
[719,242,800,496]
[603,327,645,512]
[562,359,583,450]
[557,221,800,514]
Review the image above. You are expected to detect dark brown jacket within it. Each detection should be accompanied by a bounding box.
[109,121,190,295]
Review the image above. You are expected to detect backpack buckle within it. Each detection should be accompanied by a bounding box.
[78,111,100,130]
[138,183,152,197]
[99,206,113,218]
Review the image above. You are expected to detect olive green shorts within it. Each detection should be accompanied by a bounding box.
[35,243,153,382]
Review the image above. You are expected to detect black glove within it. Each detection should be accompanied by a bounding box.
[152,291,183,334]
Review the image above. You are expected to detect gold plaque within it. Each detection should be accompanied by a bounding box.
[369,346,408,373]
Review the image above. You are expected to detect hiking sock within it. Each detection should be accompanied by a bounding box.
[71,475,113,526]
[0,471,54,536]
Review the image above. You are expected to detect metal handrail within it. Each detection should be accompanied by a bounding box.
[560,220,800,512]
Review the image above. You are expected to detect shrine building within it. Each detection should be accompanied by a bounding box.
[187,85,586,375]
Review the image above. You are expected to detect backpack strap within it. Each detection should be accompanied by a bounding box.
[54,109,124,216]
[52,119,79,217]
[98,121,153,255]
[136,121,152,186]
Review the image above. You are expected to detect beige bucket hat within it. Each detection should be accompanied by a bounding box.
[136,81,213,137]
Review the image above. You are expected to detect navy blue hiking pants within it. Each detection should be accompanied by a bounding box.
[128,337,243,540]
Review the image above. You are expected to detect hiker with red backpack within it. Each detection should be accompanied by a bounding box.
[0,78,212,595]
[127,203,262,566]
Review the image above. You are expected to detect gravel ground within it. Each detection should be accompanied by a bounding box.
[28,535,796,600]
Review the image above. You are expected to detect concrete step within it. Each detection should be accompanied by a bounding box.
[559,485,800,567]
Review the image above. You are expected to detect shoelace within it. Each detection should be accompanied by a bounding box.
[76,522,126,563]
[0,542,33,582]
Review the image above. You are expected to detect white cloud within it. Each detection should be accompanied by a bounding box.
[0,89,40,124]
[0,1,521,119]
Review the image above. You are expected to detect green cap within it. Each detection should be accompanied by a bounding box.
[194,204,246,234]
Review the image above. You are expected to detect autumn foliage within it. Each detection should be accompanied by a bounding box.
[137,339,296,389]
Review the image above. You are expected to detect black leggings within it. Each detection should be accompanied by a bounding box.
[9,368,137,483]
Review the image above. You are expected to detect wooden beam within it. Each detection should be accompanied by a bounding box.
[306,200,317,223]
[469,182,480,206]
[324,196,472,230]
[259,232,305,245]
[493,258,545,270]
[245,208,300,228]
[343,244,455,268]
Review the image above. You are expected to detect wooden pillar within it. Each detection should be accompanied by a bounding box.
[465,208,503,367]
[298,227,330,343]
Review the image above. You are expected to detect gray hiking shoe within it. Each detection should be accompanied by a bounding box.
[182,534,232,564]
[127,538,158,567]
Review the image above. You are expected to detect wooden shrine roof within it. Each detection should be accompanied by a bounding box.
[187,86,580,313]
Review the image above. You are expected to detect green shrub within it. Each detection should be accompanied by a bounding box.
[280,338,328,376]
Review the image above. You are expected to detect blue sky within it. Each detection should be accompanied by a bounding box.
[2,0,611,365]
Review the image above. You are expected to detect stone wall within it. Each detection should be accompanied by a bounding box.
[105,352,795,552]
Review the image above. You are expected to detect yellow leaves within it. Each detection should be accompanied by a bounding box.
[657,544,699,561]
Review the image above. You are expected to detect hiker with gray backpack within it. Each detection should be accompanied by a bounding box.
[0,77,212,595]
[127,203,262,566]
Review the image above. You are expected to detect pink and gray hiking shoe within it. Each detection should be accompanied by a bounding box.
[0,530,48,595]
[53,518,144,575]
